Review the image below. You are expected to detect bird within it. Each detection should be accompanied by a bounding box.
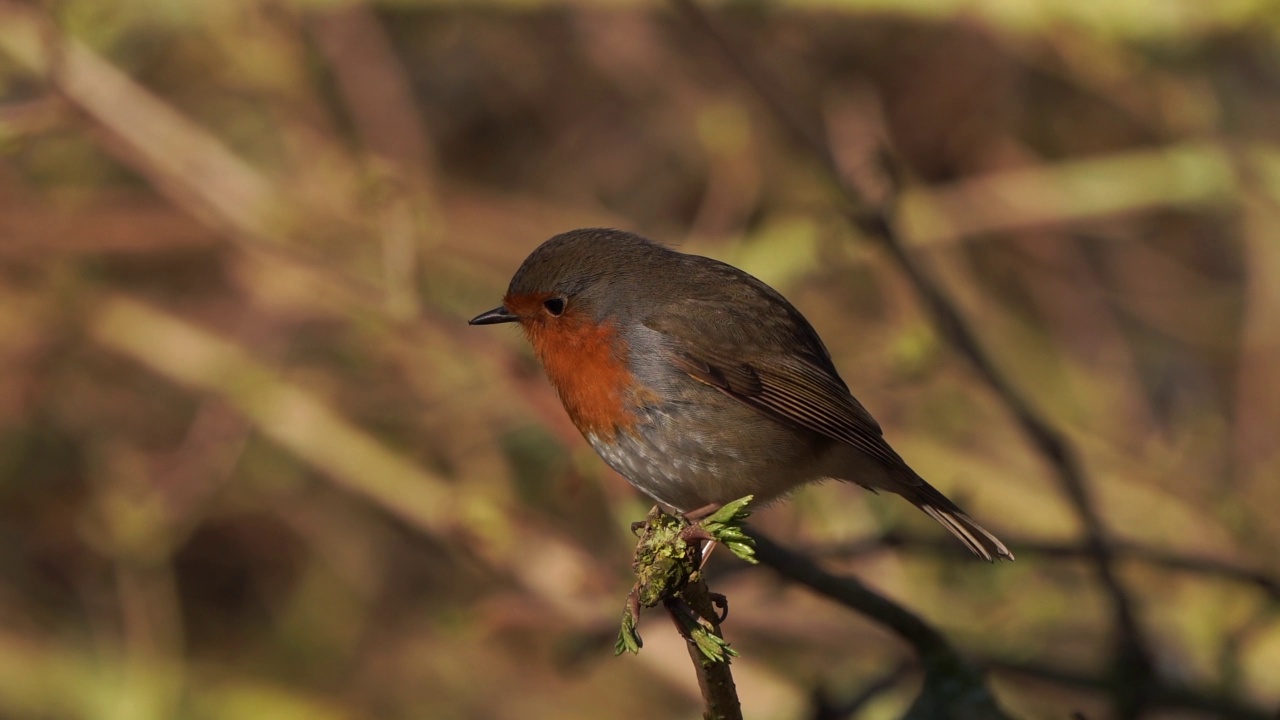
[470,228,1012,561]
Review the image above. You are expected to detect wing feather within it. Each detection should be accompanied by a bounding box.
[668,347,913,477]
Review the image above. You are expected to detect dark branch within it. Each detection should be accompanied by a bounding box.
[754,534,1011,720]
[810,660,913,720]
[984,657,1275,720]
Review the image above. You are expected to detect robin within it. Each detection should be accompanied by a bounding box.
[471,228,1012,561]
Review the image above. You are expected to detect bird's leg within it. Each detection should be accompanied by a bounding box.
[681,503,722,523]
[678,524,714,545]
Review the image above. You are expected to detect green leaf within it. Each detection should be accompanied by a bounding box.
[724,540,758,564]
[702,495,754,526]
[690,624,737,664]
[615,605,643,656]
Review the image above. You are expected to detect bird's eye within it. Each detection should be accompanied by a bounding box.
[543,297,566,317]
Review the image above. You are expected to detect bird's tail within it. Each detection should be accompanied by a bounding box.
[903,481,1013,562]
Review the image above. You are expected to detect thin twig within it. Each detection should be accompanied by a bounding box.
[812,531,1280,603]
[671,578,744,720]
[668,2,1155,714]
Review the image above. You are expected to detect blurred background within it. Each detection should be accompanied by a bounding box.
[2,0,1279,717]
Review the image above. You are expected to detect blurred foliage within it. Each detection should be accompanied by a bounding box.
[1,0,1279,718]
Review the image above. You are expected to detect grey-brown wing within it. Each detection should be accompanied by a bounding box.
[667,348,912,470]
[641,287,914,474]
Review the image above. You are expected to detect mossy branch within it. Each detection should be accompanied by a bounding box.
[615,498,756,720]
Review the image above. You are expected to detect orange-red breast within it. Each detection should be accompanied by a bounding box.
[471,229,1012,561]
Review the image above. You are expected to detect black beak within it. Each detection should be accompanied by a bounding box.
[468,306,519,325]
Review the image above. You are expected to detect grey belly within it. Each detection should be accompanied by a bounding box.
[586,402,829,512]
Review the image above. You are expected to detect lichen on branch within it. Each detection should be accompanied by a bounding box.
[615,496,756,661]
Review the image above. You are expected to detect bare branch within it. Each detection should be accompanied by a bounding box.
[753,534,1011,720]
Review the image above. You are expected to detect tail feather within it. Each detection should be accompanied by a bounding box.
[833,450,1012,561]
[907,483,1013,562]
[918,504,1013,562]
